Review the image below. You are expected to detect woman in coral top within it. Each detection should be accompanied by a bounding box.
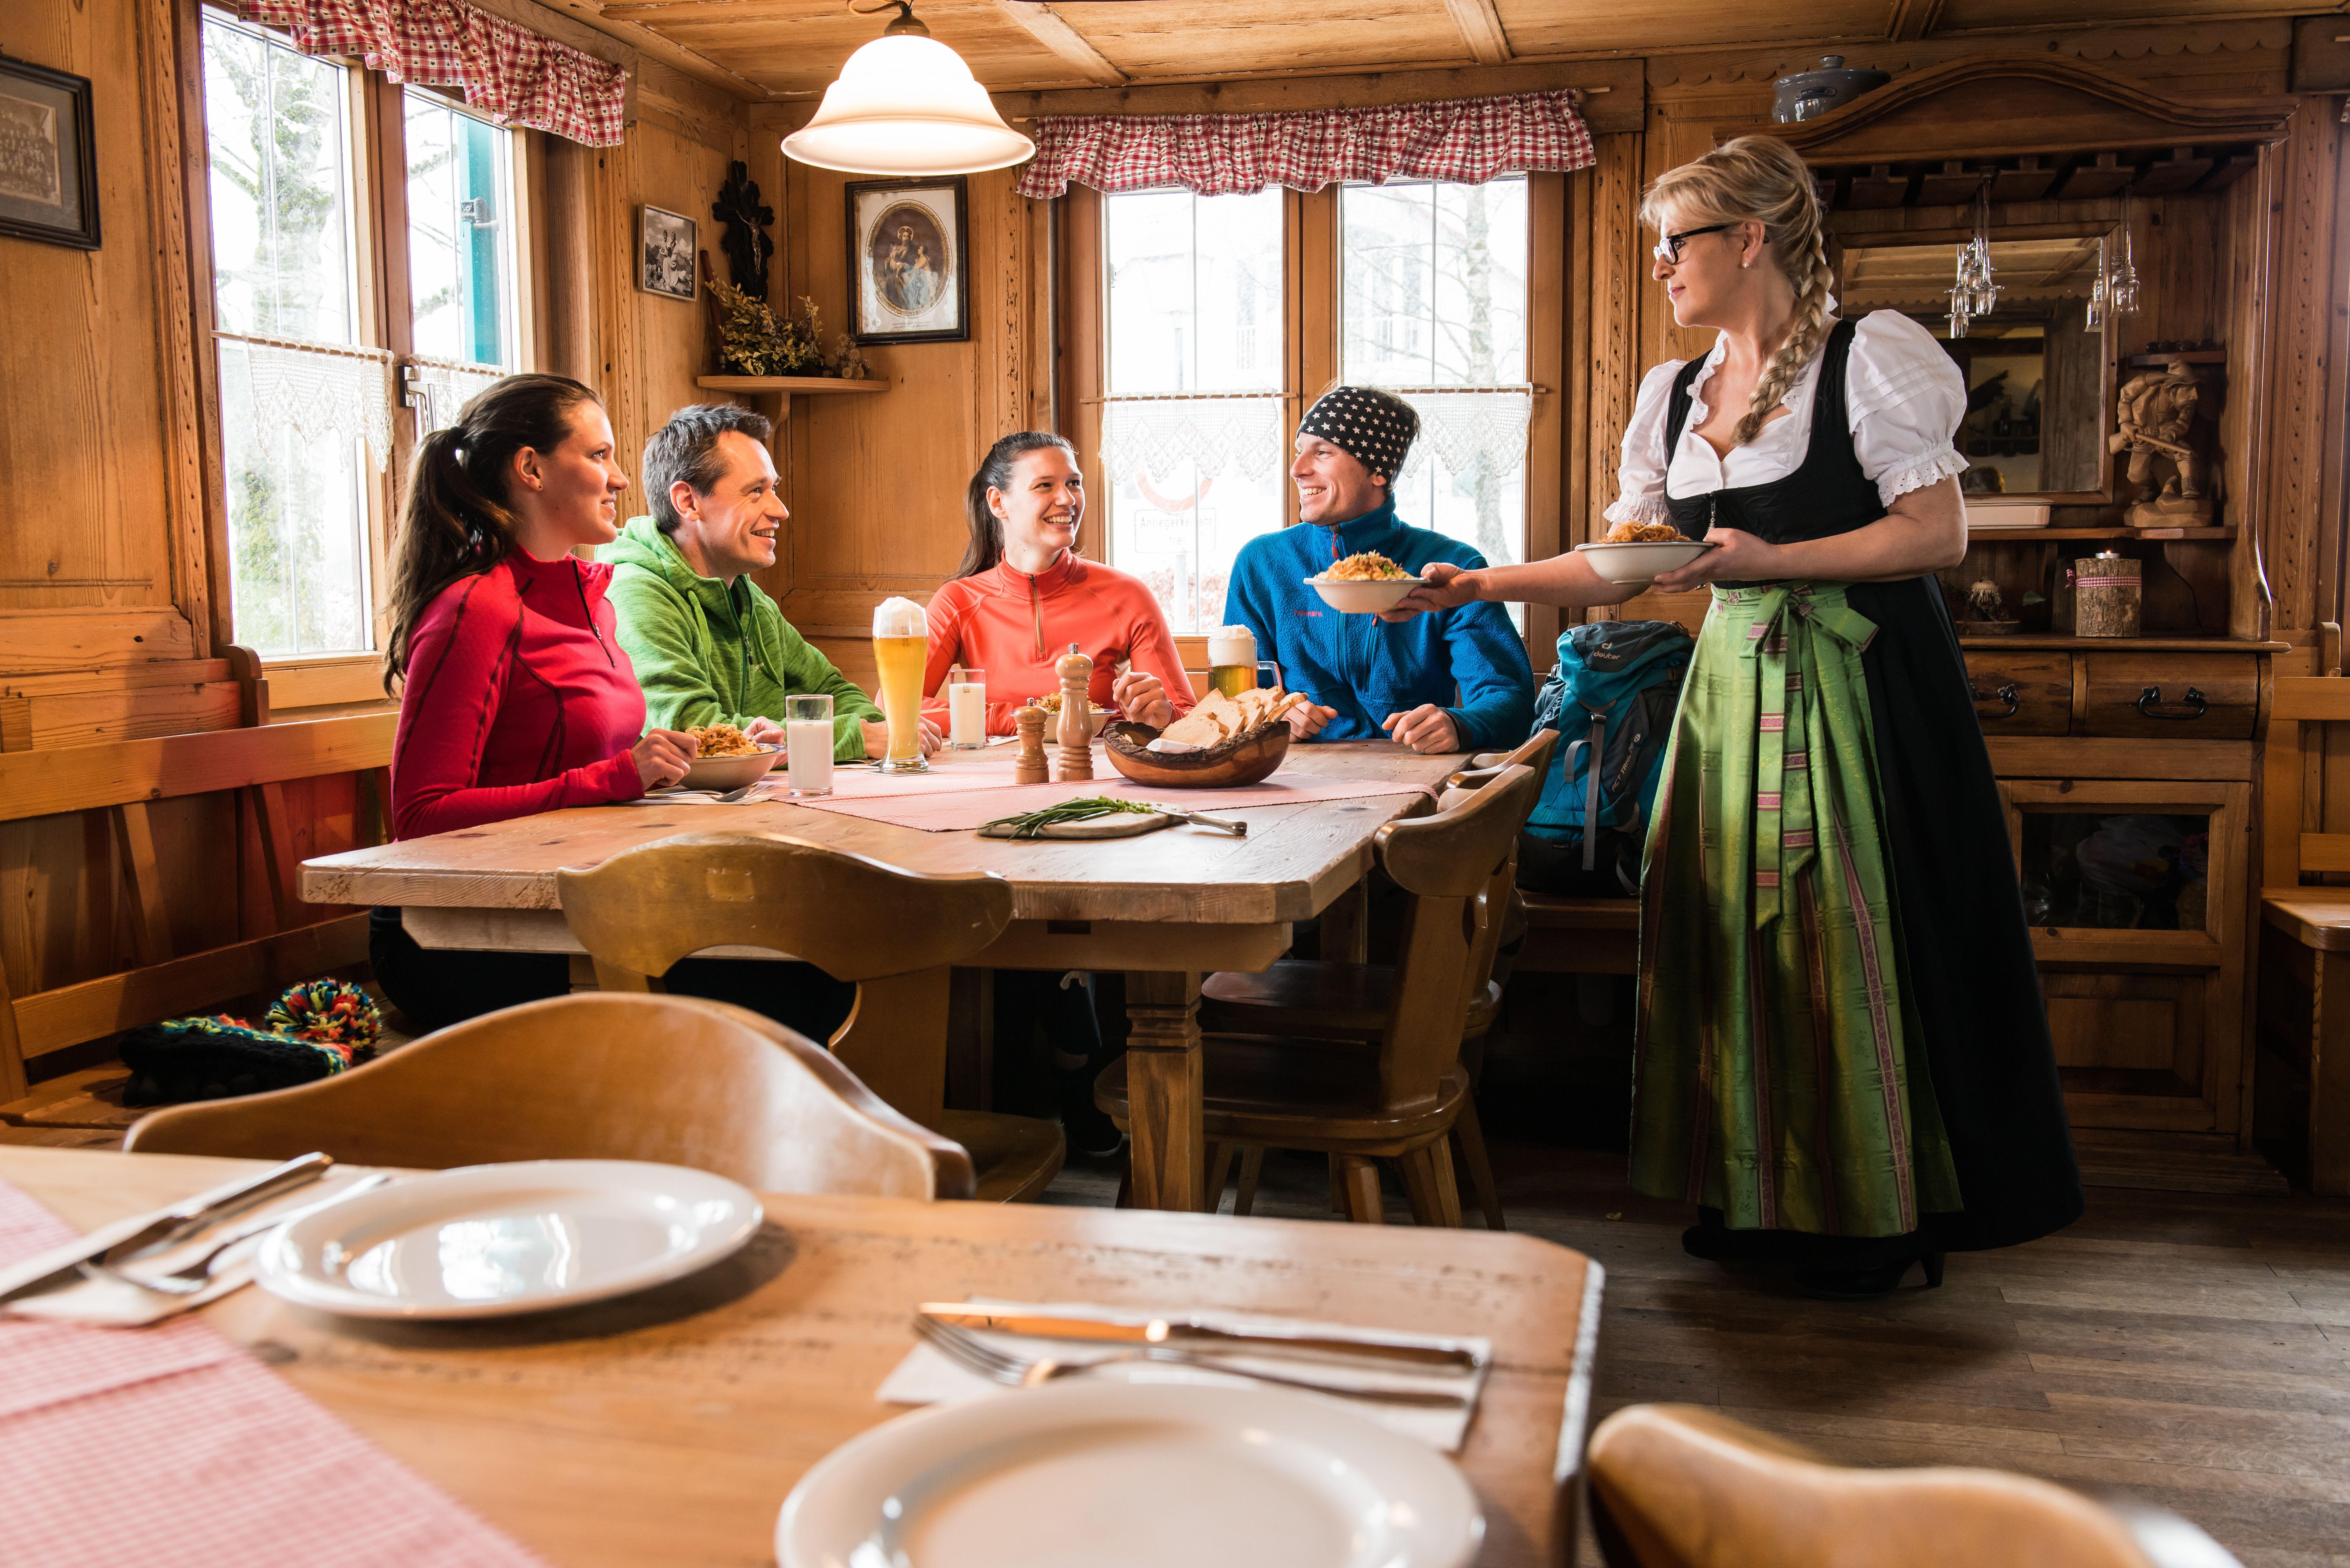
[921,432,1196,733]
[374,373,850,1037]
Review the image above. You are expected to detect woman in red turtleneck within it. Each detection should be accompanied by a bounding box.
[372,374,850,1037]
[921,432,1195,733]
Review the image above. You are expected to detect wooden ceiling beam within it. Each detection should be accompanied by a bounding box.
[1441,0,1512,66]
[1884,0,1945,44]
[530,0,771,101]
[993,2,1128,87]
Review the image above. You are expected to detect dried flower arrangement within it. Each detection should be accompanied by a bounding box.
[708,276,827,377]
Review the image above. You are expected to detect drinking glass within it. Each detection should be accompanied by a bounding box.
[948,666,988,750]
[871,598,929,773]
[785,694,834,797]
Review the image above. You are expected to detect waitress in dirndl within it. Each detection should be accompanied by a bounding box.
[1389,133,2082,1299]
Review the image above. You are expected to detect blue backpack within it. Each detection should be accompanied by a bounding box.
[1525,620,1694,888]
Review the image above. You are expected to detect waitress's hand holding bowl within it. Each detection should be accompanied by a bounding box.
[1650,527,1773,592]
[1378,561,1479,622]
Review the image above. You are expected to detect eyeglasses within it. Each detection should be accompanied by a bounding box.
[1652,223,1736,264]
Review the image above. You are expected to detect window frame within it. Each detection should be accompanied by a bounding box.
[1057,176,1566,663]
[188,5,540,684]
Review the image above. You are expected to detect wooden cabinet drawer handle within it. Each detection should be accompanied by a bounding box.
[1970,681,2019,719]
[2135,684,2208,720]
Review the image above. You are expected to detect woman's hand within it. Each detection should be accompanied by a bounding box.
[1650,527,1780,593]
[742,717,786,746]
[1379,561,1480,623]
[1111,669,1175,729]
[633,728,699,790]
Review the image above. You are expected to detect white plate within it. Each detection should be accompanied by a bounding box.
[1571,539,1717,584]
[777,1381,1482,1568]
[254,1160,763,1320]
[1305,576,1425,614]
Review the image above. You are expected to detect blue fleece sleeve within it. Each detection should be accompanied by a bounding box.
[1439,597,1537,751]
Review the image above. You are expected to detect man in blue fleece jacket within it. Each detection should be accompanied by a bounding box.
[1223,386,1535,753]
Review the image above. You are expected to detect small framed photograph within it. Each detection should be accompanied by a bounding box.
[639,205,696,300]
[847,177,968,344]
[0,52,99,251]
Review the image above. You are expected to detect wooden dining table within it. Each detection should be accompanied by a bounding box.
[4,1147,1603,1567]
[299,739,1465,1212]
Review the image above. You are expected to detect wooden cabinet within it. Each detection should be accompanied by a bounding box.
[2081,652,2260,740]
[1963,649,2071,736]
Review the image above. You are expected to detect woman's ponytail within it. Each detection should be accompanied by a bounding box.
[383,373,601,692]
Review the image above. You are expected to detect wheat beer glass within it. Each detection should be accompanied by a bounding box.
[1207,625,1259,699]
[872,596,929,773]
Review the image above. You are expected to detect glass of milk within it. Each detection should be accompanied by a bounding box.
[785,694,834,797]
[948,666,988,749]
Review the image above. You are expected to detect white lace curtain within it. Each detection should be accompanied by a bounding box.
[220,331,395,472]
[1098,387,1532,488]
[404,356,506,436]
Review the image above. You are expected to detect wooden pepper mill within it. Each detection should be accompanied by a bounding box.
[1054,642,1094,782]
[1013,704,1049,785]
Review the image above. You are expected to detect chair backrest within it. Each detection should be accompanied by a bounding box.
[1371,765,1542,1107]
[557,832,1015,1129]
[2263,676,2350,888]
[1444,728,1559,797]
[123,992,976,1199]
[1587,1404,2226,1568]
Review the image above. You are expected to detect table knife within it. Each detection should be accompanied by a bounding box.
[0,1152,332,1305]
[916,1304,1484,1371]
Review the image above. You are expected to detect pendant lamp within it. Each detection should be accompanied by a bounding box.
[783,0,1035,176]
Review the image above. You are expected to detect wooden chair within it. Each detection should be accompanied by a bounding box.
[555,831,1063,1202]
[124,992,975,1199]
[1586,1404,2240,1568]
[1099,765,1541,1225]
[1196,735,1556,1227]
[2259,675,2350,1194]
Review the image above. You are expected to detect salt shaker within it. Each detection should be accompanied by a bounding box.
[1013,705,1049,785]
[1054,642,1094,782]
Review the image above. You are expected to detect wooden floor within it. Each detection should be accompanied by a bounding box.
[1045,1141,2350,1568]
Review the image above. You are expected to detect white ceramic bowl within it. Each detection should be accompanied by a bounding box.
[1029,704,1111,741]
[1572,539,1717,584]
[680,746,782,790]
[1306,575,1424,614]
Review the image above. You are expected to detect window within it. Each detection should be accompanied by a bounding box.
[404,90,521,371]
[203,10,373,657]
[1341,178,1531,579]
[1100,188,1287,635]
[1081,176,1535,639]
[199,9,530,663]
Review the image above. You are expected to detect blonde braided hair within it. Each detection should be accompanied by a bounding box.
[1639,135,1835,448]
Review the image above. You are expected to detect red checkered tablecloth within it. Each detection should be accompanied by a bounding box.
[0,1176,548,1568]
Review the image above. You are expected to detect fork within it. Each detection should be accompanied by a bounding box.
[913,1314,1468,1408]
[83,1174,394,1296]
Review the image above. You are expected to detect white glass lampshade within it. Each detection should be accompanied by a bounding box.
[783,34,1034,176]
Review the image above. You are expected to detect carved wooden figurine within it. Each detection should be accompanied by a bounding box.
[1054,643,1094,782]
[2111,354,2212,528]
[1013,705,1049,785]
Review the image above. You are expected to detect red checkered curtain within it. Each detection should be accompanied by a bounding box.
[1013,88,1594,199]
[230,0,628,147]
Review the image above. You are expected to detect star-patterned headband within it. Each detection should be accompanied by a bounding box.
[1298,386,1419,484]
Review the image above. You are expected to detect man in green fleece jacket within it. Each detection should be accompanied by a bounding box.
[603,404,930,761]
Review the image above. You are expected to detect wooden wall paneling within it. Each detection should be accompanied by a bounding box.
[2227,145,2280,641]
[543,137,602,386]
[2255,104,2338,635]
[1296,185,1341,419]
[110,803,175,968]
[1058,186,1106,566]
[593,136,646,516]
[1525,170,1567,671]
[2318,118,2350,637]
[140,0,214,660]
[996,58,1647,134]
[1586,130,1643,554]
[171,0,232,658]
[0,0,192,654]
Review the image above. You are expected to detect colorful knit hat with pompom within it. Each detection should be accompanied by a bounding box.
[120,980,384,1107]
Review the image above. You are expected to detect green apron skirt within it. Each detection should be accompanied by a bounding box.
[1631,582,1964,1238]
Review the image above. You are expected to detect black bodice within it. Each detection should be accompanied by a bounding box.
[1663,318,1885,547]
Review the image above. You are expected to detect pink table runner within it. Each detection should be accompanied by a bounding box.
[784,773,1434,833]
[0,1176,547,1568]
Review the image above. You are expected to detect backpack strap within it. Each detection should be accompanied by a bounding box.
[1568,706,1609,871]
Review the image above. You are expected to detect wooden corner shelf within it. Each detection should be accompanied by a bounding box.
[694,376,888,416]
[1968,526,2236,541]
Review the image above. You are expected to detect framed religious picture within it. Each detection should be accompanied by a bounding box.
[0,52,100,251]
[846,177,968,344]
[639,205,697,300]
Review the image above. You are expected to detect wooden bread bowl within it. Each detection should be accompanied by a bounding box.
[1102,720,1291,788]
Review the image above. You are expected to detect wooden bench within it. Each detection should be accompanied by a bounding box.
[1512,893,1639,976]
[2258,675,2350,1194]
[0,711,397,1107]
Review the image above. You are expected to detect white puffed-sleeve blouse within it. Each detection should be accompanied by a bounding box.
[1605,308,1969,527]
